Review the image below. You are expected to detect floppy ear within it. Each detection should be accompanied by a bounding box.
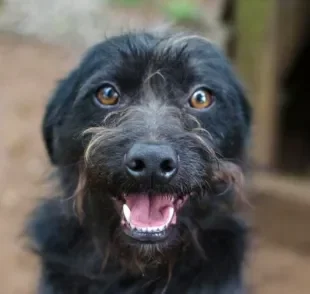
[42,69,80,165]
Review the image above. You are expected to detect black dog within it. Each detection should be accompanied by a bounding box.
[27,29,251,294]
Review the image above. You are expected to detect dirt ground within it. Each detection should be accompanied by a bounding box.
[0,33,309,294]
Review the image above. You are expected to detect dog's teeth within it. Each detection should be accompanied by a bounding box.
[131,224,173,233]
[149,227,159,232]
[167,207,174,224]
[144,226,166,232]
[123,204,131,223]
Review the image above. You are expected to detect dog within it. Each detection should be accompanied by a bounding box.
[27,29,252,294]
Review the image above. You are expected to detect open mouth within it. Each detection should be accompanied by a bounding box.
[120,193,188,243]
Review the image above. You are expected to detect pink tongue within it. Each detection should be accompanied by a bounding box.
[126,194,174,227]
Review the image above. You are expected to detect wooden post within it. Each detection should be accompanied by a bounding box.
[252,0,280,169]
[237,0,310,170]
[236,0,278,169]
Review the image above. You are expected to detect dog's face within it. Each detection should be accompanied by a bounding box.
[43,31,251,267]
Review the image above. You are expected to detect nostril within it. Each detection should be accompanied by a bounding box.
[125,143,178,183]
[127,159,145,172]
[160,159,176,173]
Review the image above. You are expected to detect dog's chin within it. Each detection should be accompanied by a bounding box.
[113,192,189,245]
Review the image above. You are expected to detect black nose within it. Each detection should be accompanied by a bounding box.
[124,143,178,184]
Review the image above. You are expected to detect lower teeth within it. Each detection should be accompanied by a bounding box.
[128,224,167,233]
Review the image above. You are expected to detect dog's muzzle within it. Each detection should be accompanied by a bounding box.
[118,142,187,243]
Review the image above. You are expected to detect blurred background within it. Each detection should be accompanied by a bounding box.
[0,0,309,293]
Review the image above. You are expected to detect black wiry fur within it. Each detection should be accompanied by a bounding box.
[27,29,251,294]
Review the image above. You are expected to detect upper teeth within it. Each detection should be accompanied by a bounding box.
[123,204,131,223]
[167,207,174,224]
[122,205,175,232]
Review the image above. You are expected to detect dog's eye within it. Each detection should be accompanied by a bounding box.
[189,89,213,109]
[96,85,119,106]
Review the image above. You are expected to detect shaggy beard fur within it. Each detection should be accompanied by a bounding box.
[72,108,246,275]
[71,162,245,282]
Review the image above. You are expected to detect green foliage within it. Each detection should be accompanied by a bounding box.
[162,0,199,23]
[111,0,144,7]
[108,0,202,28]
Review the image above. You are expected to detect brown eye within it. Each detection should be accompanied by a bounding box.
[96,85,119,106]
[189,89,213,109]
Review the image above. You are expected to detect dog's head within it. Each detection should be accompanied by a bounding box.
[43,30,251,271]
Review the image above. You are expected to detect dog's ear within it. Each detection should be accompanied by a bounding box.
[42,69,80,165]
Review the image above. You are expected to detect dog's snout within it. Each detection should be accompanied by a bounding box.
[125,143,178,184]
